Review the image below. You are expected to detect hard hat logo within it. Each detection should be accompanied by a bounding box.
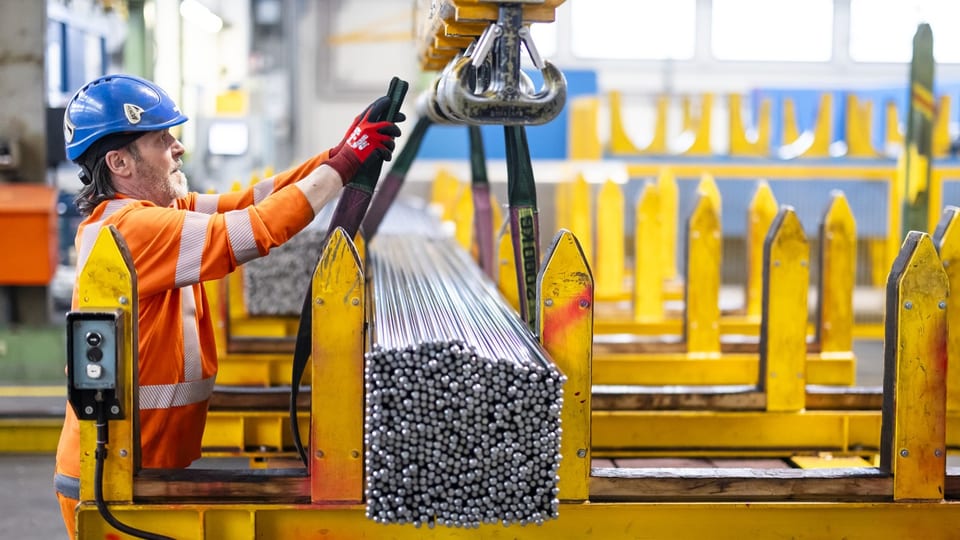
[64,116,75,143]
[124,103,145,124]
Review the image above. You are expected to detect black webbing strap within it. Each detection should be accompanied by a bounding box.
[289,77,408,466]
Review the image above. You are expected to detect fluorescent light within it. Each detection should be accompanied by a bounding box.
[180,0,223,33]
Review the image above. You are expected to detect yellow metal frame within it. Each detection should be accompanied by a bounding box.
[73,220,960,539]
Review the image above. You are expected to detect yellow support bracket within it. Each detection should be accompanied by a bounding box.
[745,180,778,319]
[657,167,679,282]
[595,179,625,300]
[880,232,948,501]
[680,93,713,156]
[568,96,602,160]
[684,194,721,355]
[633,182,664,322]
[845,94,879,158]
[932,206,960,413]
[77,226,137,503]
[885,99,904,153]
[607,90,642,155]
[538,229,593,502]
[817,191,857,354]
[761,207,810,412]
[310,227,366,503]
[569,173,593,266]
[728,94,771,157]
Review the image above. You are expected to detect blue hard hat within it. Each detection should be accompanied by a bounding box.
[63,74,188,162]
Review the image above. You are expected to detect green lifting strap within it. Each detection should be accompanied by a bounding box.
[504,125,540,331]
[289,77,409,466]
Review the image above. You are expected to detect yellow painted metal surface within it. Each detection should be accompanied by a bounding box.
[592,410,883,452]
[77,500,960,540]
[696,172,722,216]
[683,93,714,156]
[309,228,365,503]
[497,220,520,311]
[567,96,602,160]
[554,178,570,231]
[607,90,642,155]
[538,229,593,501]
[430,168,461,216]
[885,233,948,501]
[728,94,771,157]
[569,173,593,266]
[202,411,308,454]
[595,179,625,300]
[684,195,721,355]
[592,352,853,386]
[0,418,62,452]
[886,100,904,150]
[819,191,856,353]
[790,455,875,469]
[15,406,960,456]
[657,167,678,281]
[745,180,778,318]
[803,92,834,158]
[452,183,474,252]
[934,207,960,413]
[845,94,879,158]
[633,182,663,321]
[782,97,801,146]
[77,226,136,503]
[762,208,809,412]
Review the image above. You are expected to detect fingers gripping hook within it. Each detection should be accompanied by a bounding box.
[434,4,566,125]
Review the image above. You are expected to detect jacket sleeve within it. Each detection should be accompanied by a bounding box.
[117,184,315,297]
[181,150,331,214]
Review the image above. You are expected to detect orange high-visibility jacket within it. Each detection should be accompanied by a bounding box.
[56,153,328,477]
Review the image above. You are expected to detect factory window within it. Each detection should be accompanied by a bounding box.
[529,21,557,60]
[849,0,960,63]
[569,0,696,60]
[711,0,833,61]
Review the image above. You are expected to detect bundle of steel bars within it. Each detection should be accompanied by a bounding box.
[365,234,566,528]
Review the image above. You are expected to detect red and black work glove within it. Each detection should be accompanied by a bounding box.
[326,98,405,184]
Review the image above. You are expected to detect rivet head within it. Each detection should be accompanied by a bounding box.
[119,296,128,305]
[576,449,586,458]
[352,298,360,306]
[315,450,324,458]
[900,449,909,458]
[544,299,554,307]
[315,298,323,305]
[579,299,590,309]
[351,450,360,458]
[935,449,944,458]
[904,301,913,310]
[939,301,947,310]
[119,449,128,458]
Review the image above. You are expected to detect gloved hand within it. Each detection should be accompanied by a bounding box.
[326,97,405,184]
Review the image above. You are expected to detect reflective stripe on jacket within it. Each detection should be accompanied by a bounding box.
[56,153,327,476]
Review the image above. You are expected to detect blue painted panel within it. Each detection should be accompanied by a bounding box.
[417,69,598,160]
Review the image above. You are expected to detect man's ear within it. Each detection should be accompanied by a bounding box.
[104,149,133,177]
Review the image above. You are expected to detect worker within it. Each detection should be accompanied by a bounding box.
[53,73,404,539]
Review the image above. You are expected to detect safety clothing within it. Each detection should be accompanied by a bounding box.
[55,151,329,538]
[64,74,188,162]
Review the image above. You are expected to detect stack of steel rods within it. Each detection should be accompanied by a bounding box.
[365,234,565,529]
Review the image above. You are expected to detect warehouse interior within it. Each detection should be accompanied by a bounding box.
[2,0,960,538]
